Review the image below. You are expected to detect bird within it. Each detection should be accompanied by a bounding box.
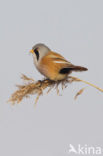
[30,43,88,81]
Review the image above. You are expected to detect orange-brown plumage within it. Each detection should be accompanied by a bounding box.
[39,51,87,81]
[30,43,88,81]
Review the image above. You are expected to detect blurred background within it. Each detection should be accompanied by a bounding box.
[0,0,103,155]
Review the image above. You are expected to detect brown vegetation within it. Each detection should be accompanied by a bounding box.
[8,74,103,104]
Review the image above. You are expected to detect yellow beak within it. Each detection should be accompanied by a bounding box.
[30,49,34,53]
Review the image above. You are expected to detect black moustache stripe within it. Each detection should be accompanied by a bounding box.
[34,48,39,60]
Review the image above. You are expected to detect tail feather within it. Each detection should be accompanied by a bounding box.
[72,65,88,72]
[59,65,88,74]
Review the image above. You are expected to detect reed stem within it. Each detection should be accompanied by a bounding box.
[69,76,103,92]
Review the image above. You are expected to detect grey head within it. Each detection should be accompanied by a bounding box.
[31,43,51,67]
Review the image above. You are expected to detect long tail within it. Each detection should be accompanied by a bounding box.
[72,65,88,72]
[59,65,88,74]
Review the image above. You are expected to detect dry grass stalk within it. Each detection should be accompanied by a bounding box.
[8,74,103,104]
[69,76,103,92]
[74,88,86,100]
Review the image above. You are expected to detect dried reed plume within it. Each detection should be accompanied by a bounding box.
[8,74,103,104]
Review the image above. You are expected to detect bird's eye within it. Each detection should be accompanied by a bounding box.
[34,48,39,60]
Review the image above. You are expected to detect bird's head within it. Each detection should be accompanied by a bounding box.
[30,43,50,67]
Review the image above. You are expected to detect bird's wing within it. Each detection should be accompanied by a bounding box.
[40,51,87,78]
[47,51,72,66]
[47,51,88,71]
[39,51,73,78]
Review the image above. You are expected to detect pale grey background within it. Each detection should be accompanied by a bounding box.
[0,0,103,156]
